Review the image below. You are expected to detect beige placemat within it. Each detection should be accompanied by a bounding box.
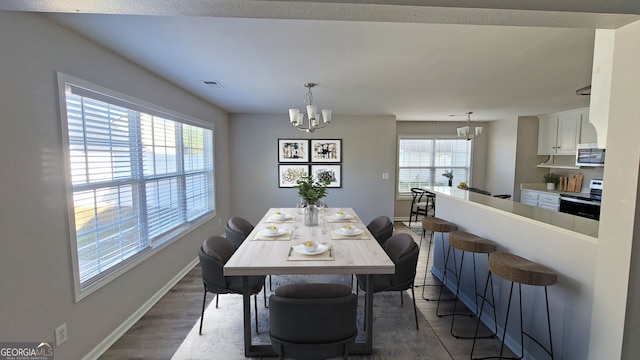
[251,230,293,241]
[287,245,335,261]
[330,230,370,240]
[264,215,295,223]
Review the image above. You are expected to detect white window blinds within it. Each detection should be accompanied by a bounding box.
[398,137,471,194]
[62,79,214,295]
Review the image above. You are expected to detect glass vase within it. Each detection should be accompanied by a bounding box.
[304,204,319,226]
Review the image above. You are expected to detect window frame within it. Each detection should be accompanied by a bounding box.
[396,134,473,199]
[57,73,216,301]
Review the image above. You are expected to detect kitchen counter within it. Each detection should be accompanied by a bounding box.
[427,188,598,360]
[428,186,598,237]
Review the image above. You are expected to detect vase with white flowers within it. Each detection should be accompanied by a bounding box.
[294,175,329,226]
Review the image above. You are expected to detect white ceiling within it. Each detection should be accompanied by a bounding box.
[4,1,640,121]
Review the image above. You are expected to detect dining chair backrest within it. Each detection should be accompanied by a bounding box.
[225,216,254,248]
[493,194,512,199]
[410,187,427,204]
[384,233,420,290]
[367,216,394,247]
[269,283,357,360]
[227,216,254,236]
[199,236,237,290]
[409,188,431,226]
[468,187,491,196]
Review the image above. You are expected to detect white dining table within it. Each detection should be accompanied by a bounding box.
[224,207,395,357]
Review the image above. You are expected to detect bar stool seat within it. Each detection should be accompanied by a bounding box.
[422,216,459,234]
[420,217,458,302]
[472,252,557,360]
[447,231,497,338]
[449,231,497,254]
[489,252,557,286]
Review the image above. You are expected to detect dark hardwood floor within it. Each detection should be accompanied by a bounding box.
[98,266,212,360]
[98,222,511,360]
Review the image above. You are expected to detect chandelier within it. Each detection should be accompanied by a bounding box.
[289,83,332,133]
[456,111,482,140]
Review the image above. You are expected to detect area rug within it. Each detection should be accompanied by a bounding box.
[172,274,453,360]
[402,221,424,235]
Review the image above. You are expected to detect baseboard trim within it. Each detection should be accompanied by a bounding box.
[82,257,199,360]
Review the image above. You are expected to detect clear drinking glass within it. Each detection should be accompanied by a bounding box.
[293,210,301,238]
[320,207,328,234]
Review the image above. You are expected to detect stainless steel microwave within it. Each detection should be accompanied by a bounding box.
[576,143,605,167]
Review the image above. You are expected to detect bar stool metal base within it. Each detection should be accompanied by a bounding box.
[447,231,498,339]
[471,252,556,360]
[420,229,456,304]
[449,252,496,339]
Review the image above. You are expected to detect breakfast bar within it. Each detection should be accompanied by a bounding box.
[426,187,598,360]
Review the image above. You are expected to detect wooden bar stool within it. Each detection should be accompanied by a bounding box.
[447,231,497,339]
[419,217,458,302]
[472,252,557,360]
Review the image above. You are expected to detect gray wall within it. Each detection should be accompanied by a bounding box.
[229,114,396,226]
[485,118,518,197]
[513,116,548,200]
[0,12,230,360]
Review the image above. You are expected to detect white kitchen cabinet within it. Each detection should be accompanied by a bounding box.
[537,111,580,155]
[521,189,539,206]
[520,189,559,211]
[538,192,560,211]
[537,116,558,155]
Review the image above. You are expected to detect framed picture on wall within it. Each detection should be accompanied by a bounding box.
[278,164,309,188]
[311,139,341,162]
[311,164,342,188]
[278,139,309,162]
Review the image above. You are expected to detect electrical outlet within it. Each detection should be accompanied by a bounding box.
[55,323,67,347]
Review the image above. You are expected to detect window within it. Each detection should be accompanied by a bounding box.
[59,74,215,300]
[398,137,471,194]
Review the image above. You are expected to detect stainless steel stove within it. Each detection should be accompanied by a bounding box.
[559,179,603,220]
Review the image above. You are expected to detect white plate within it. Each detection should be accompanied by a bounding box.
[259,228,287,237]
[270,213,292,221]
[293,243,328,255]
[332,213,353,220]
[337,228,362,236]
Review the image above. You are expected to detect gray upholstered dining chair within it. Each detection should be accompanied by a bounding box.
[356,233,420,329]
[269,283,358,360]
[225,216,254,248]
[225,216,276,290]
[367,215,394,247]
[198,235,266,335]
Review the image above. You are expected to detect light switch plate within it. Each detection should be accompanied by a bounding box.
[382,172,389,180]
